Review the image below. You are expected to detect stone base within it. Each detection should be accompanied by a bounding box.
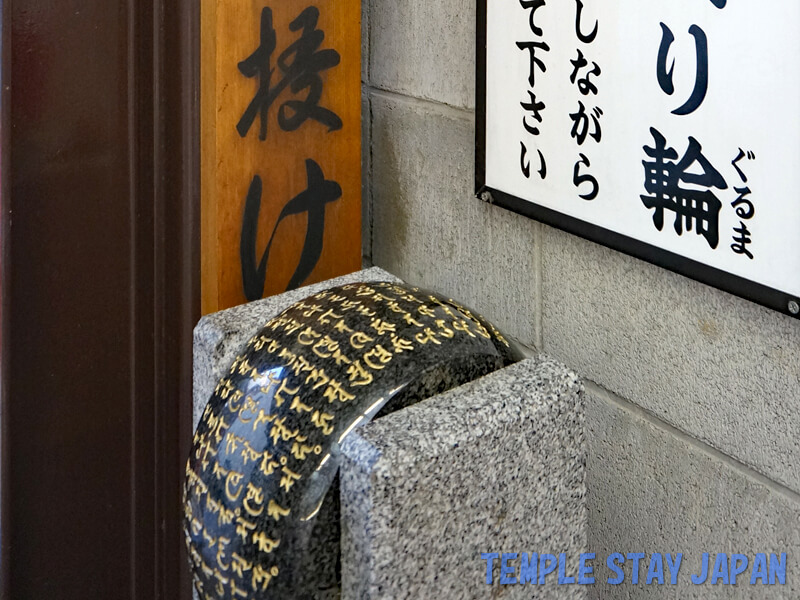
[339,356,588,599]
[191,270,588,599]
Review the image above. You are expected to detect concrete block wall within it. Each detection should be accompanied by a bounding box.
[361,0,800,596]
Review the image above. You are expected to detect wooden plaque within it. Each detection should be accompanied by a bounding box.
[202,0,361,314]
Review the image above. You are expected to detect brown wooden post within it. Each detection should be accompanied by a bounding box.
[0,1,199,598]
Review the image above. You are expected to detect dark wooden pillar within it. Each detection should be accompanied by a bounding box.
[0,1,198,598]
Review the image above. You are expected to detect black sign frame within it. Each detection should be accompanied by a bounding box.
[474,0,800,320]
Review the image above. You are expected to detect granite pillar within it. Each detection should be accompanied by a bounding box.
[339,356,588,599]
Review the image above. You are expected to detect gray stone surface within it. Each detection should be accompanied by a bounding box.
[541,224,800,494]
[192,267,401,432]
[369,91,540,349]
[339,356,587,599]
[361,0,369,85]
[586,384,800,599]
[369,0,475,109]
[361,92,372,264]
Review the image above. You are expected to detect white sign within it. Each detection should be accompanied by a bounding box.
[479,0,800,314]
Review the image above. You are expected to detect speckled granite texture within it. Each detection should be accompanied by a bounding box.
[339,356,587,600]
[192,267,401,431]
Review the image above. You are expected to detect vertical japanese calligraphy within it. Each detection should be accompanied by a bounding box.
[517,0,549,181]
[201,1,361,314]
[236,7,343,141]
[640,2,759,259]
[569,0,601,201]
[729,149,757,259]
[240,160,342,301]
[656,23,709,116]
